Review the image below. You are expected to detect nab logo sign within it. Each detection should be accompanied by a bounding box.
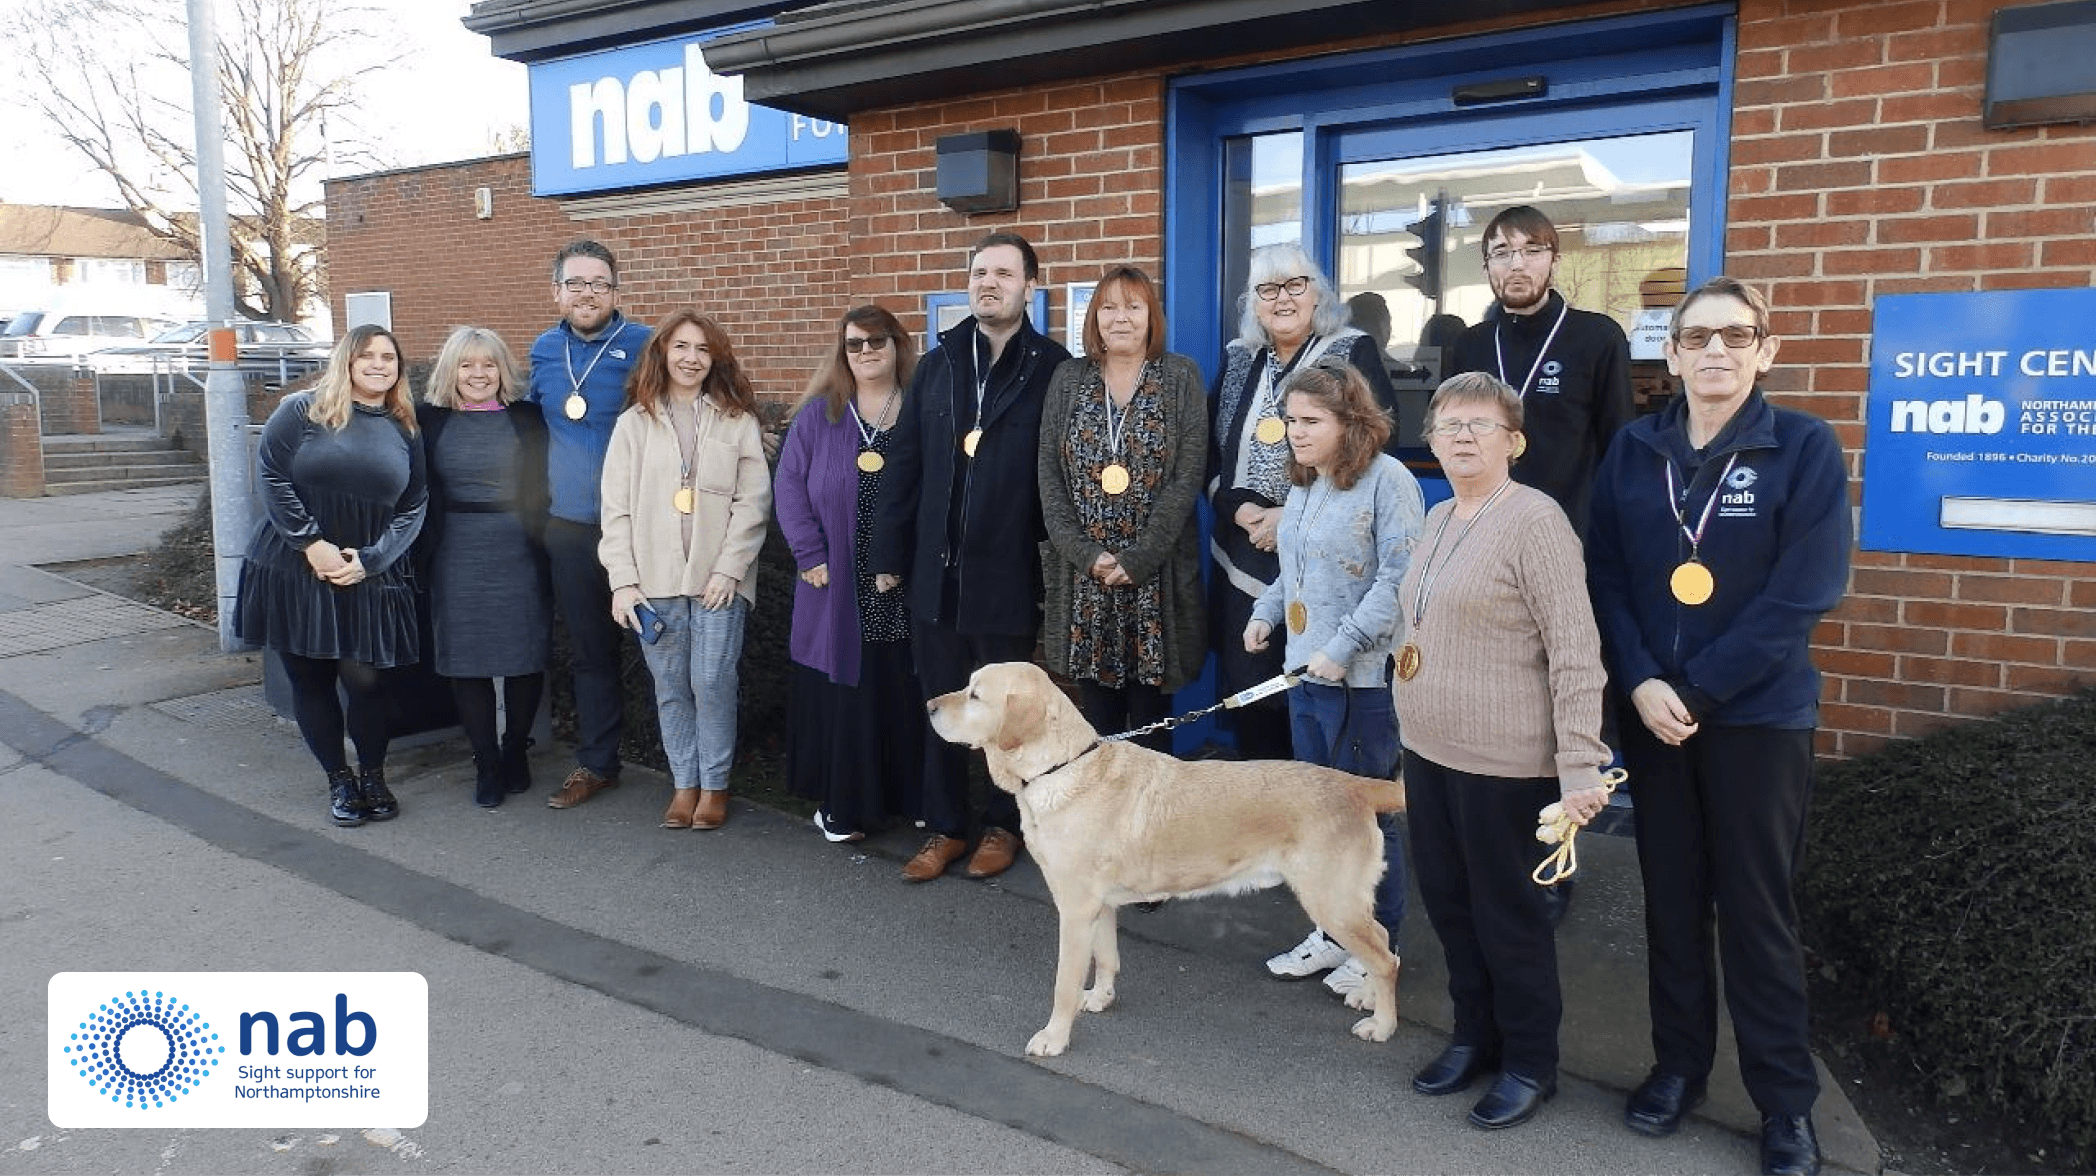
[1889,394,2005,435]
[239,994,377,1057]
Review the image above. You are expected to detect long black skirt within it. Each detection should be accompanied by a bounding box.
[785,641,923,832]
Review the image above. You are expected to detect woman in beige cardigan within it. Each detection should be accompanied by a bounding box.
[599,311,772,831]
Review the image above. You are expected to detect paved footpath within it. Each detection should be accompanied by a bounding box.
[0,486,1879,1174]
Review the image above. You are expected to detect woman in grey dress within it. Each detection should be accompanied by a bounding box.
[416,327,551,808]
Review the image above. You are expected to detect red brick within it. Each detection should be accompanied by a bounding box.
[1895,654,2002,689]
[1982,271,2088,290]
[1732,107,1779,138]
[1737,74,1828,107]
[1777,98,1883,133]
[2012,607,2096,638]
[1830,124,1930,158]
[1849,622,1949,655]
[1776,160,1874,190]
[2043,175,2096,205]
[1732,135,1828,167]
[1885,26,1982,62]
[1956,575,2065,606]
[1874,275,1977,296]
[2003,664,2093,694]
[1774,220,1870,249]
[1881,92,1977,123]
[1878,152,1982,185]
[1729,252,1819,280]
[1876,214,1980,245]
[1948,631,2058,662]
[1931,178,2041,209]
[2040,239,2096,267]
[1989,140,2096,177]
[2073,580,2096,609]
[1825,187,1925,217]
[1820,702,1895,736]
[1825,248,1925,275]
[1929,242,2035,273]
[1850,567,1952,598]
[1844,678,1948,711]
[1731,167,1775,197]
[1948,687,2049,719]
[1788,42,1883,74]
[1890,709,1961,739]
[1903,599,2006,630]
[1987,207,2096,239]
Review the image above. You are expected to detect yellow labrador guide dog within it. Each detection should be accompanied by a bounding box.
[928,661,1405,1057]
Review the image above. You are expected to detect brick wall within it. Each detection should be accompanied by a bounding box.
[325,154,852,405]
[847,73,1166,344]
[1728,0,2096,756]
[0,393,43,498]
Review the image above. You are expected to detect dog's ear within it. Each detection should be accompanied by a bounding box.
[994,686,1046,751]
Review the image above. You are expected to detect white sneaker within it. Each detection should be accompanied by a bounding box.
[1266,928,1350,979]
[1322,955,1365,997]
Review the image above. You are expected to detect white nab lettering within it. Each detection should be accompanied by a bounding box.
[1889,394,2006,435]
[569,42,752,170]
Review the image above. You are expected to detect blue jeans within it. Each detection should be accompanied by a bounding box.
[1290,680,1407,947]
[638,596,745,791]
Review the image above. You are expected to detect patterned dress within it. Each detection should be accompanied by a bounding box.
[1059,361,1169,688]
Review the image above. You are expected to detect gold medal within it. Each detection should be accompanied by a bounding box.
[1286,599,1308,635]
[1396,642,1422,682]
[1670,560,1715,606]
[857,450,885,473]
[673,486,696,515]
[1256,416,1286,445]
[963,428,983,457]
[1100,463,1130,495]
[564,393,587,421]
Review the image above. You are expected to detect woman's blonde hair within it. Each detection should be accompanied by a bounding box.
[310,324,416,434]
[424,326,525,408]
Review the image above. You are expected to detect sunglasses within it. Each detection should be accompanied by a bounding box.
[1673,324,1765,350]
[844,335,892,354]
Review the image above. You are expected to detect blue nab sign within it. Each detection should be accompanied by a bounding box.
[527,28,849,197]
[1863,288,2096,560]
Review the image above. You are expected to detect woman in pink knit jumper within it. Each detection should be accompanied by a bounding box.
[1394,371,1612,1132]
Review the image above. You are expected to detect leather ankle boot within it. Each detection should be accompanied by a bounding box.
[473,754,504,808]
[499,734,534,795]
[359,764,399,821]
[327,767,365,827]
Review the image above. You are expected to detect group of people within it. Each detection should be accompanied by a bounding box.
[232,210,1849,1176]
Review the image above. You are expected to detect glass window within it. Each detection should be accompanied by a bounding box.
[1218,131,1303,339]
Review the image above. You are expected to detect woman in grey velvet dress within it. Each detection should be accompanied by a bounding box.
[416,327,551,808]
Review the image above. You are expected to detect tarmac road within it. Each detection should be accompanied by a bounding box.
[0,485,1877,1175]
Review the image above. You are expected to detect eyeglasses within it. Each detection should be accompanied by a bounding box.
[843,335,891,354]
[1430,418,1512,438]
[1673,324,1765,350]
[1254,275,1312,301]
[560,278,616,295]
[1484,244,1554,268]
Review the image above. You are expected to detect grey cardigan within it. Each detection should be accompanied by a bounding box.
[1036,352,1209,693]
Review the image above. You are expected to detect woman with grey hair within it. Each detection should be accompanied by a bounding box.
[416,326,551,808]
[1209,242,1403,981]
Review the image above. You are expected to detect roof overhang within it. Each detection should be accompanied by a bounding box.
[702,0,1593,121]
[462,0,790,62]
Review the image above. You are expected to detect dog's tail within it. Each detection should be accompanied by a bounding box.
[1361,775,1406,813]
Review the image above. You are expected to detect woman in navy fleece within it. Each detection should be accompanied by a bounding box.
[1587,276,1851,1176]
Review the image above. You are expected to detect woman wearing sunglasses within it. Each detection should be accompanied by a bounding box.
[1587,276,1850,1176]
[775,306,924,843]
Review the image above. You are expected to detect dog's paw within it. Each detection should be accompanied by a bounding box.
[1081,984,1116,1013]
[1026,1025,1071,1057]
[1343,988,1373,1012]
[1351,1014,1396,1042]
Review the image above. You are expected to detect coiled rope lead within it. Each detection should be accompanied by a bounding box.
[1531,767,1629,886]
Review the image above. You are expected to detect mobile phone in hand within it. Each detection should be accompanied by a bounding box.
[633,601,664,644]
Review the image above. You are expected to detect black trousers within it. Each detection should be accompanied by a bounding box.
[543,518,630,778]
[1623,721,1819,1117]
[1405,749,1563,1082]
[909,616,1028,838]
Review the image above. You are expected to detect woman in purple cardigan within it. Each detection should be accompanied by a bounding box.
[776,305,924,842]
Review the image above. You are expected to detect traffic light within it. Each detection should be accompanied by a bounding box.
[1404,203,1444,302]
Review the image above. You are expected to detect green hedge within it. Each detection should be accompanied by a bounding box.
[1797,687,2096,1152]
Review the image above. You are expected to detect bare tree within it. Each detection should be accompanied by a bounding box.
[6,0,380,322]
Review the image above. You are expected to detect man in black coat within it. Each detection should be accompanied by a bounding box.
[871,231,1071,882]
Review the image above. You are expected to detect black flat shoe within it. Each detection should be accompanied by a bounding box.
[1624,1069,1706,1137]
[1412,1043,1497,1096]
[1467,1071,1555,1130]
[1760,1114,1821,1176]
[326,767,365,827]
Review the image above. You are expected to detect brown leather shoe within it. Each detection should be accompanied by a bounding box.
[963,826,1022,879]
[691,789,729,830]
[901,834,968,882]
[547,767,617,809]
[661,788,700,829]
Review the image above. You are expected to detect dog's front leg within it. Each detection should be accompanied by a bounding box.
[1026,899,1103,1057]
[1081,905,1118,1013]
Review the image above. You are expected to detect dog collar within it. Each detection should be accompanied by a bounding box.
[1017,741,1101,789]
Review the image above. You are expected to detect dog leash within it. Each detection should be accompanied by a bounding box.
[1097,668,1307,744]
[1531,767,1629,886]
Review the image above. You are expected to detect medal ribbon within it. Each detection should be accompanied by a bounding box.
[1492,299,1571,399]
[1290,476,1342,617]
[563,326,618,404]
[1099,362,1139,465]
[1256,335,1320,439]
[1665,453,1741,562]
[848,391,896,452]
[1408,477,1516,631]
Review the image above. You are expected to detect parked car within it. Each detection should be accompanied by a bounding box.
[0,309,182,363]
[87,320,330,377]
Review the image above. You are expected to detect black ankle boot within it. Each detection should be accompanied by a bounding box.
[473,754,504,808]
[499,734,534,795]
[359,764,399,821]
[327,767,365,827]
